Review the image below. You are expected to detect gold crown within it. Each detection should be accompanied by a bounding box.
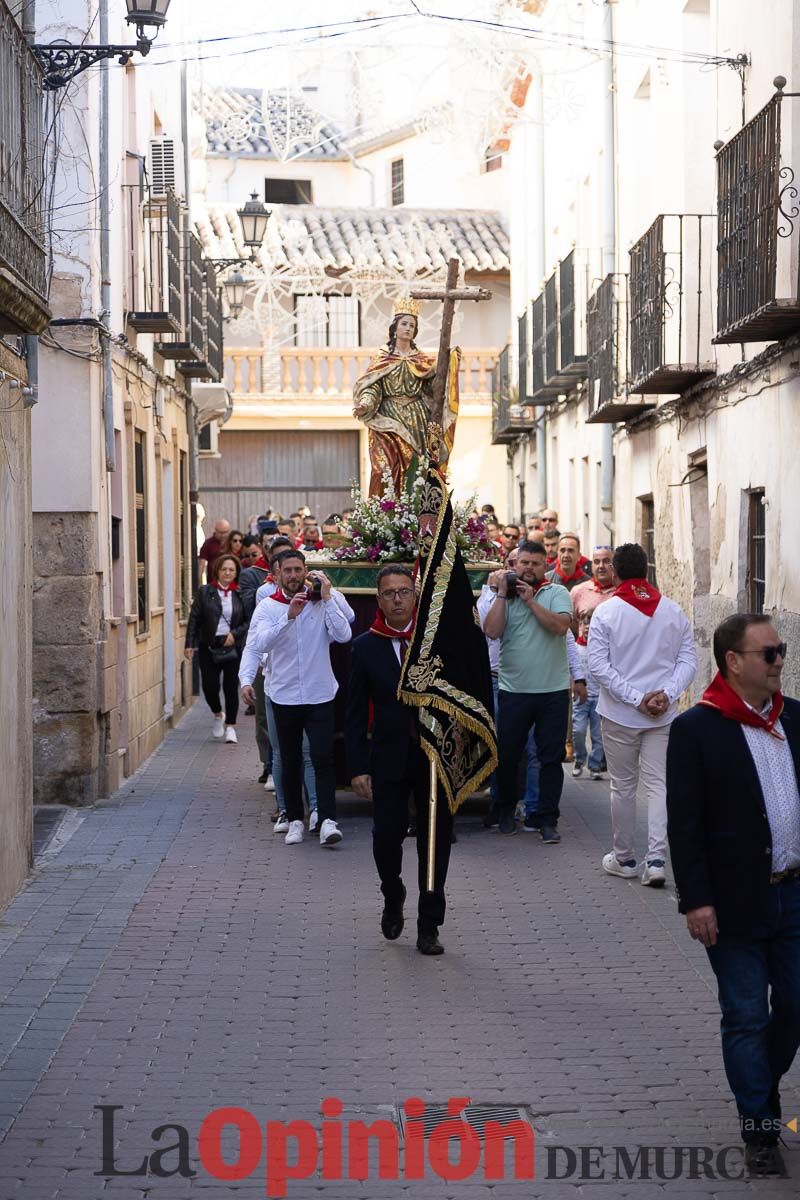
[393,294,420,319]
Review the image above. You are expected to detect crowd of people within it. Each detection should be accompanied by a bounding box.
[184,503,800,1175]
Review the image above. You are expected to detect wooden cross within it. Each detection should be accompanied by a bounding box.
[411,257,492,431]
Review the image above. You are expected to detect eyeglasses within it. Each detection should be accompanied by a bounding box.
[737,643,788,665]
[379,588,414,600]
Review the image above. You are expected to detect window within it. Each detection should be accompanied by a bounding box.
[134,431,148,633]
[294,294,361,347]
[390,157,404,206]
[179,451,189,620]
[640,495,657,587]
[747,489,766,613]
[264,178,313,205]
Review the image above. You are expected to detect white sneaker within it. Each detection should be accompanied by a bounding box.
[212,716,225,739]
[263,774,275,792]
[602,851,639,878]
[641,859,666,887]
[319,818,342,847]
[285,820,304,845]
[273,811,289,833]
[224,727,238,744]
[590,770,603,781]
[571,763,583,778]
[308,810,319,834]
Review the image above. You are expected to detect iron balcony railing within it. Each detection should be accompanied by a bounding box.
[179,262,224,381]
[529,250,589,401]
[628,213,716,394]
[159,230,206,364]
[715,77,800,344]
[0,0,49,334]
[491,345,534,444]
[585,273,655,424]
[124,186,183,334]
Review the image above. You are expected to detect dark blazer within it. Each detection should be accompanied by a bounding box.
[185,585,247,651]
[666,697,800,935]
[239,564,270,620]
[346,631,419,784]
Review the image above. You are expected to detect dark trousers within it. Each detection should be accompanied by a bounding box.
[271,700,336,824]
[496,688,569,826]
[198,643,240,725]
[254,669,271,770]
[372,745,453,933]
[706,878,800,1144]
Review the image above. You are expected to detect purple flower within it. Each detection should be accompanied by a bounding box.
[366,545,381,562]
[380,499,397,513]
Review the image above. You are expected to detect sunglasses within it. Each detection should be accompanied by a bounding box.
[737,643,788,665]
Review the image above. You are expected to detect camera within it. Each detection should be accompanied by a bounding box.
[307,575,323,601]
[505,570,518,599]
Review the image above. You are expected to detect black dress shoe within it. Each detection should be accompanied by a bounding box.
[381,888,406,941]
[416,930,444,955]
[499,810,517,835]
[744,1142,787,1177]
[257,769,269,783]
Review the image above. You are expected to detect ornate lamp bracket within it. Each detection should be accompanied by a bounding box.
[32,40,150,91]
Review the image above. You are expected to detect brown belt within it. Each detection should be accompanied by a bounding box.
[770,866,800,884]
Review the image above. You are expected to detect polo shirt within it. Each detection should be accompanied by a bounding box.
[498,582,573,694]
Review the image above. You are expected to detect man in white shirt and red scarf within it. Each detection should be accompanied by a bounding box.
[587,542,696,886]
[569,546,616,778]
[667,614,800,1179]
[242,549,351,848]
[346,565,453,956]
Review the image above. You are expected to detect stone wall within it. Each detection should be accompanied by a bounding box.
[31,512,102,804]
[0,346,33,908]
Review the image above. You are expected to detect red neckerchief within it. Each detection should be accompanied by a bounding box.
[370,612,415,640]
[592,579,615,593]
[213,581,239,595]
[269,589,291,605]
[553,563,587,586]
[253,556,270,570]
[545,555,557,566]
[699,672,785,739]
[614,577,662,618]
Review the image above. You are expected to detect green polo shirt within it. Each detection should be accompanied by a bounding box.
[498,582,573,694]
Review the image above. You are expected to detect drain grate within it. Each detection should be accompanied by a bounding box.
[398,1102,532,1139]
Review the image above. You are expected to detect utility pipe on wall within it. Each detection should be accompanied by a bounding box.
[599,0,617,537]
[100,0,115,471]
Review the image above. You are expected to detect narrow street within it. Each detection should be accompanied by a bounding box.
[1,704,797,1198]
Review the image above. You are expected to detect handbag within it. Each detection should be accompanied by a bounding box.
[209,610,238,665]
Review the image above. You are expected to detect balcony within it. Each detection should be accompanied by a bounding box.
[124,187,183,335]
[0,0,49,334]
[492,345,534,444]
[629,214,716,393]
[585,274,655,424]
[225,345,499,403]
[157,231,205,363]
[180,263,223,381]
[529,251,589,402]
[715,79,800,344]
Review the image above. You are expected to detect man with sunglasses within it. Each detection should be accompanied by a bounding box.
[346,566,453,956]
[667,614,800,1178]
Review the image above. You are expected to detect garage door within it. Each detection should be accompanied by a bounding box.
[198,429,360,529]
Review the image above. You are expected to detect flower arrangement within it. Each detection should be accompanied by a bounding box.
[331,469,499,564]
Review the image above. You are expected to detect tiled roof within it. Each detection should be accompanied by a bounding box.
[200,87,346,159]
[195,205,510,276]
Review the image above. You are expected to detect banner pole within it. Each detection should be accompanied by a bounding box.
[426,753,438,892]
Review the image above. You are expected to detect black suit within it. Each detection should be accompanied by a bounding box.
[346,630,452,933]
[667,696,800,1145]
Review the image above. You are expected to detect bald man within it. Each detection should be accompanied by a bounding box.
[199,519,230,577]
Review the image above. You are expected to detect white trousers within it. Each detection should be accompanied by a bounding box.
[600,717,670,863]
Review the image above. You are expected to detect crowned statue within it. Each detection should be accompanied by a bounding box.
[353,295,460,497]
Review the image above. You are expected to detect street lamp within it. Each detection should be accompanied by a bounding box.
[33,0,172,90]
[237,193,271,249]
[223,271,246,322]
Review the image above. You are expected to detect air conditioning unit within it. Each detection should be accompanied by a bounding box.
[149,137,177,198]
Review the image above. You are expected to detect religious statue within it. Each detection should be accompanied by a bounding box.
[353,296,460,497]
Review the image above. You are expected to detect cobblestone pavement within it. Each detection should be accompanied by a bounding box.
[1,703,798,1199]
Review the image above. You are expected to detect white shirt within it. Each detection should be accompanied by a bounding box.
[214,588,234,638]
[240,584,355,688]
[587,593,697,728]
[240,590,352,704]
[742,703,800,873]
[476,586,501,673]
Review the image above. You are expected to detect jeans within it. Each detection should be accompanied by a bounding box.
[706,879,800,1144]
[271,700,336,824]
[198,643,241,725]
[573,696,604,771]
[523,729,540,815]
[264,698,318,814]
[496,689,570,827]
